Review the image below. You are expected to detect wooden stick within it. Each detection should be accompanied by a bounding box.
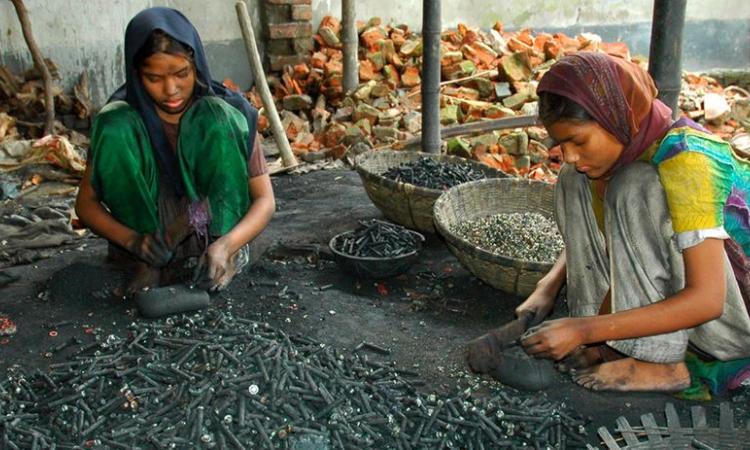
[10,0,55,136]
[441,94,495,109]
[406,69,499,98]
[235,1,297,168]
[442,69,499,86]
[398,114,539,148]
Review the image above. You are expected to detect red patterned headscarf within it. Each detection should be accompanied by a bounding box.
[537,52,673,171]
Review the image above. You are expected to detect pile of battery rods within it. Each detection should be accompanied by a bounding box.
[0,309,590,449]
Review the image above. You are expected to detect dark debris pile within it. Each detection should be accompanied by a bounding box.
[383,157,487,190]
[0,309,590,449]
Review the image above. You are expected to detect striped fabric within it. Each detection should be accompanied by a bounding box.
[650,117,750,256]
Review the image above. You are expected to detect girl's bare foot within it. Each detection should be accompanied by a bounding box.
[572,357,691,392]
[556,345,623,373]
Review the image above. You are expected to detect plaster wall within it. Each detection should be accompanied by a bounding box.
[0,0,263,105]
[312,0,750,29]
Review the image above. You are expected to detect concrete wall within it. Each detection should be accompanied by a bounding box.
[313,0,750,29]
[0,0,264,105]
[1,1,748,107]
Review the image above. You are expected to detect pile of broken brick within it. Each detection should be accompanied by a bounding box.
[236,17,750,183]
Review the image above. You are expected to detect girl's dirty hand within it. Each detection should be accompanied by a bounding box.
[127,232,172,267]
[203,238,238,292]
[520,318,587,361]
[515,288,556,326]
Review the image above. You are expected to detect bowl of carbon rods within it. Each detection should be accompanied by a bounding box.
[329,219,425,279]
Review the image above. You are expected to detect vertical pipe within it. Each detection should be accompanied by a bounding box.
[421,0,441,154]
[648,0,687,119]
[342,0,359,93]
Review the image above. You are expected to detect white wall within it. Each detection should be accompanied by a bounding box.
[0,0,263,104]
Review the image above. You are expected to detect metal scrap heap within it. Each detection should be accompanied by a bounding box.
[383,157,487,190]
[0,309,589,448]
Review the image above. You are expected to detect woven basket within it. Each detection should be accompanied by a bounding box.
[354,150,507,233]
[433,178,558,296]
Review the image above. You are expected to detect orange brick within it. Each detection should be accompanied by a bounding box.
[269,22,312,40]
[533,33,553,53]
[543,40,563,60]
[360,27,386,50]
[268,54,310,71]
[517,28,534,46]
[326,144,347,160]
[292,63,310,79]
[324,60,343,77]
[222,78,240,93]
[464,42,497,67]
[310,51,328,70]
[383,64,401,88]
[359,60,380,81]
[600,41,631,60]
[309,140,322,152]
[291,4,312,21]
[388,53,404,68]
[322,124,346,147]
[554,33,581,52]
[401,66,421,87]
[462,29,481,46]
[390,28,406,48]
[444,29,463,47]
[318,16,341,35]
[526,51,545,69]
[323,48,343,61]
[507,37,534,54]
[257,115,269,132]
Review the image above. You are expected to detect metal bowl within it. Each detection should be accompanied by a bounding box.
[328,229,425,279]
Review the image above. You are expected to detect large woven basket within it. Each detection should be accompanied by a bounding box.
[433,178,558,296]
[354,150,507,233]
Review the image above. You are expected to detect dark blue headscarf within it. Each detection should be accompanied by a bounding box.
[109,7,257,196]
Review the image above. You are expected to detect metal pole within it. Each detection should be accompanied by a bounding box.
[421,0,441,154]
[342,0,359,93]
[235,1,297,168]
[648,0,687,119]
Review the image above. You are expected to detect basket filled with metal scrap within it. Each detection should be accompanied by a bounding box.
[354,150,507,233]
[329,219,425,278]
[433,178,560,296]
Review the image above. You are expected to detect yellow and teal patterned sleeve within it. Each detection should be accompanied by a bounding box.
[656,151,732,234]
